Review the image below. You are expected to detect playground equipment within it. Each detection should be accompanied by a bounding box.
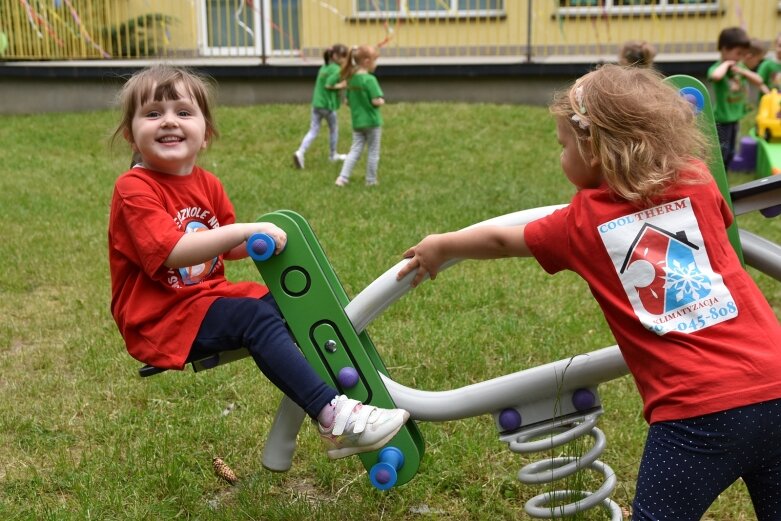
[139,77,781,519]
[756,89,781,143]
[732,90,781,178]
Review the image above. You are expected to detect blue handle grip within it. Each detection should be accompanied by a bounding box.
[369,446,405,490]
[247,233,276,261]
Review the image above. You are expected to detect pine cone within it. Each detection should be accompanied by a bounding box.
[212,457,238,485]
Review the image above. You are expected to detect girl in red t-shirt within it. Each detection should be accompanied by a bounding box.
[397,65,781,519]
[108,64,408,460]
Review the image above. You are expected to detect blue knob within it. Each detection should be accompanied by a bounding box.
[369,446,405,490]
[247,233,276,261]
[679,86,704,113]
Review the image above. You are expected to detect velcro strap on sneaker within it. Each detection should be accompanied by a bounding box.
[331,397,361,436]
[350,404,376,434]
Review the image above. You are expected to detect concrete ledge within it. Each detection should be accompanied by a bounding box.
[0,60,710,114]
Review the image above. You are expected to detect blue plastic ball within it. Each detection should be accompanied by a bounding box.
[337,367,360,388]
[498,408,522,431]
[572,388,596,411]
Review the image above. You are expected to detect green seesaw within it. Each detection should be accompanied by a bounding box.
[246,209,424,489]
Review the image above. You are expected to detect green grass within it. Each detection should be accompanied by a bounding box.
[1,102,779,520]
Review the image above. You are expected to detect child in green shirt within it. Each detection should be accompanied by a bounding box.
[708,27,766,169]
[335,45,385,187]
[758,33,781,93]
[294,44,349,169]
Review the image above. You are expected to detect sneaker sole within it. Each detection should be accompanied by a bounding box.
[293,153,303,169]
[326,410,410,460]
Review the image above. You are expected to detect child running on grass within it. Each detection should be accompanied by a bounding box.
[293,44,349,169]
[398,64,781,519]
[108,64,408,459]
[335,45,385,187]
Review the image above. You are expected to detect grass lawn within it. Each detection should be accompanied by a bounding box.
[1,101,779,520]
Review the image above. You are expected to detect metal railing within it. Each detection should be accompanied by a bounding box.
[0,1,779,63]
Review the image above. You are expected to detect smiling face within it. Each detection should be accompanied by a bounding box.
[555,117,602,191]
[126,82,208,176]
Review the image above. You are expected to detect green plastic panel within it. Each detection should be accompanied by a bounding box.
[251,210,424,487]
[666,75,744,262]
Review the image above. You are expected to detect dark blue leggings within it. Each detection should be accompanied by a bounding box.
[632,397,781,520]
[188,295,337,419]
[715,121,739,169]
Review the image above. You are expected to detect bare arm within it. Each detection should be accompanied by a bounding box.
[164,222,287,268]
[709,60,734,81]
[372,97,385,107]
[735,66,770,92]
[397,225,531,287]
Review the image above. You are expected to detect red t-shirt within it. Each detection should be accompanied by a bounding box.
[525,161,781,424]
[108,166,267,369]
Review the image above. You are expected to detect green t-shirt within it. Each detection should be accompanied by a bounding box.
[311,63,342,111]
[708,60,749,123]
[346,73,384,129]
[758,59,781,92]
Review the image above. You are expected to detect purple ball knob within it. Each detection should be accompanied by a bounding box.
[572,388,596,411]
[374,468,392,485]
[337,367,360,389]
[247,233,275,261]
[683,93,697,106]
[498,408,522,431]
[760,204,781,218]
[252,240,268,256]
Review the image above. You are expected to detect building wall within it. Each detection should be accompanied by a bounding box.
[3,1,779,61]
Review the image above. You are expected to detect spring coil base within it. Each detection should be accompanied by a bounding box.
[506,411,623,520]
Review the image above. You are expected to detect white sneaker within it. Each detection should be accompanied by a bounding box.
[330,153,348,162]
[293,151,304,169]
[335,176,349,187]
[319,395,409,459]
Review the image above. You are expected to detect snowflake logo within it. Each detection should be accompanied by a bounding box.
[663,259,711,303]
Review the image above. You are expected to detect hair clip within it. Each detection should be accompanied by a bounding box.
[571,84,590,129]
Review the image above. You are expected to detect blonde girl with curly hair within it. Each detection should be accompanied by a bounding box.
[398,64,781,519]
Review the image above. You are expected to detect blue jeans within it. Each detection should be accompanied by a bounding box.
[188,295,336,419]
[297,107,339,158]
[338,127,382,184]
[632,398,781,520]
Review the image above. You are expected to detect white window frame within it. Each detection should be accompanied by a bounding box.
[197,0,274,57]
[557,0,720,17]
[354,0,505,20]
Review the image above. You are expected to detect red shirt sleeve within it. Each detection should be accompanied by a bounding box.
[524,205,573,275]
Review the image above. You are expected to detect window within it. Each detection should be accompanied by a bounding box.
[557,0,719,16]
[198,0,300,57]
[356,0,504,18]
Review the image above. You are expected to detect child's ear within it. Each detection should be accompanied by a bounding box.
[123,129,136,149]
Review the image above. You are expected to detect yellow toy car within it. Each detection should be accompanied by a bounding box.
[756,89,781,142]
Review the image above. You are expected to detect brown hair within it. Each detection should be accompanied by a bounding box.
[619,40,656,68]
[717,26,750,50]
[550,64,710,207]
[112,64,218,149]
[340,45,379,82]
[324,43,348,64]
